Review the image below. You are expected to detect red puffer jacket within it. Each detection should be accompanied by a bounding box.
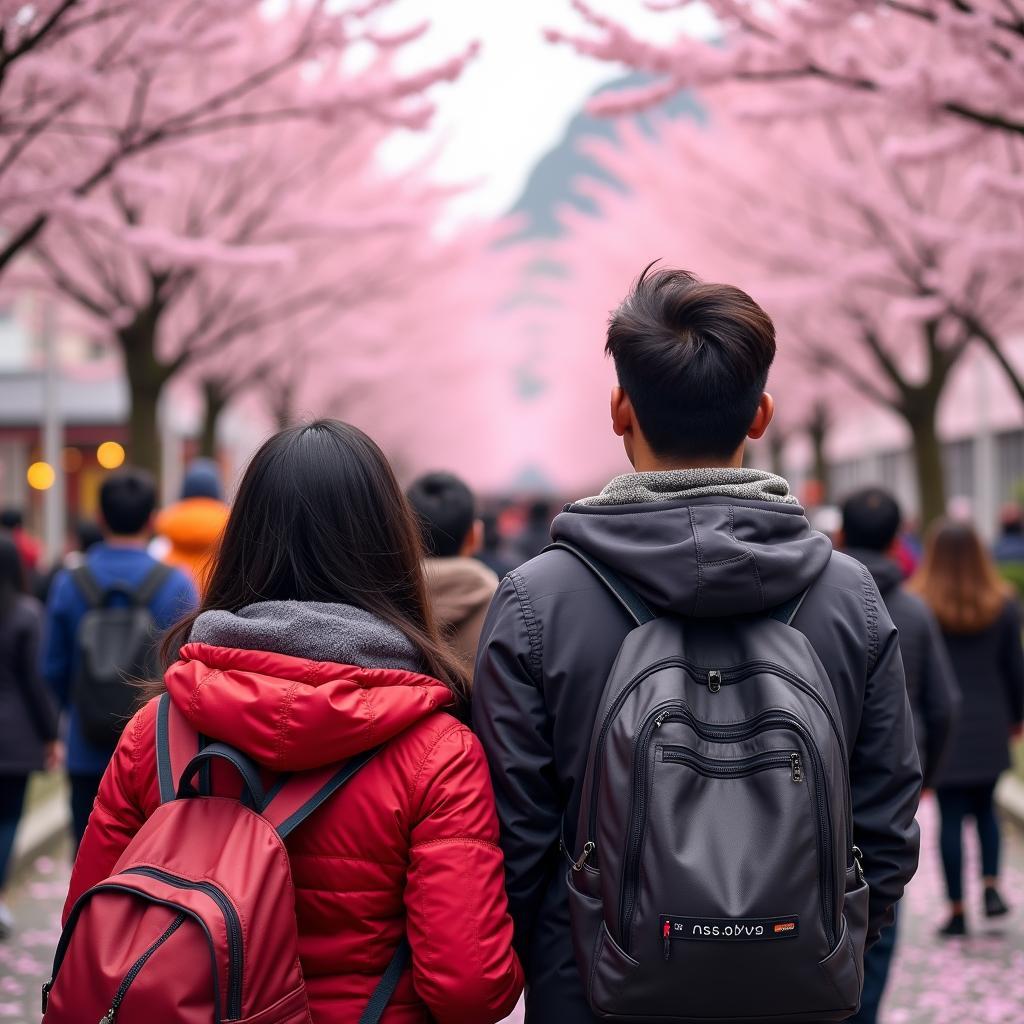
[65,641,524,1023]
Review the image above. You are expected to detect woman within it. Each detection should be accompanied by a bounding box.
[0,532,60,939]
[910,520,1024,937]
[65,421,523,1022]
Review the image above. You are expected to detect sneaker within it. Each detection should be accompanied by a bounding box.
[938,912,967,937]
[0,901,13,941]
[984,886,1010,919]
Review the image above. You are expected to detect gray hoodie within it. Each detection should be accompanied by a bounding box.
[472,480,922,1024]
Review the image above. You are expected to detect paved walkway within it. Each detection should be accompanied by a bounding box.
[0,800,1020,1022]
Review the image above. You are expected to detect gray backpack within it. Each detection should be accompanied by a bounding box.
[554,542,868,1023]
[71,563,172,748]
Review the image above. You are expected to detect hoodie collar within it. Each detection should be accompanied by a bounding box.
[575,468,797,508]
[553,492,831,619]
[189,601,425,673]
[165,601,452,770]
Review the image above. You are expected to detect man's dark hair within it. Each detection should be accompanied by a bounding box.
[0,508,23,530]
[841,487,902,552]
[406,472,476,558]
[99,468,157,536]
[606,264,776,459]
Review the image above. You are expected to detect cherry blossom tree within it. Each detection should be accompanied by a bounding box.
[532,107,1022,523]
[289,221,533,494]
[10,6,473,473]
[549,0,1024,407]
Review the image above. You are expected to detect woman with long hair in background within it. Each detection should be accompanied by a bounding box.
[0,532,60,939]
[63,420,522,1022]
[910,520,1024,937]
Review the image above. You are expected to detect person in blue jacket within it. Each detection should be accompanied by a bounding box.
[42,468,197,846]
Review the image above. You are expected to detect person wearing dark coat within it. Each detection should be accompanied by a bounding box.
[0,532,60,939]
[473,268,922,1023]
[841,488,960,1024]
[910,520,1024,936]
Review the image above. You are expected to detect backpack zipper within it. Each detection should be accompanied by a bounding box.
[617,702,837,953]
[660,747,802,780]
[98,913,186,1022]
[123,867,243,1020]
[583,656,851,870]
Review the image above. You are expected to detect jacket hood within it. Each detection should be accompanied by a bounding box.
[156,497,229,554]
[424,557,499,630]
[164,601,454,770]
[844,547,904,595]
[552,495,833,618]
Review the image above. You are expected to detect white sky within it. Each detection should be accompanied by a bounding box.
[379,1,716,222]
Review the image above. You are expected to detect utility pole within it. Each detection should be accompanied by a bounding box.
[40,298,64,566]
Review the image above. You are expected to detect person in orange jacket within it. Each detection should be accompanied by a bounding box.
[155,458,229,594]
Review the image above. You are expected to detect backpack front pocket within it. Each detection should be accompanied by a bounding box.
[592,715,847,1021]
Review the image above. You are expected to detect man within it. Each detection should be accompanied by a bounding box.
[407,471,499,672]
[473,266,922,1022]
[841,487,959,1024]
[43,468,197,845]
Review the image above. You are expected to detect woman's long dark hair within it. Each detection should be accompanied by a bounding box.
[161,420,469,702]
[0,532,25,619]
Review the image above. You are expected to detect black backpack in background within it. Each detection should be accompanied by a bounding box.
[71,563,172,747]
[552,542,867,1024]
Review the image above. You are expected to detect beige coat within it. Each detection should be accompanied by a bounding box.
[423,556,499,673]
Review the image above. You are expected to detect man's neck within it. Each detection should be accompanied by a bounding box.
[632,453,745,473]
[103,534,149,550]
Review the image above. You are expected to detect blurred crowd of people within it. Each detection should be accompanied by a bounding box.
[0,449,1022,1024]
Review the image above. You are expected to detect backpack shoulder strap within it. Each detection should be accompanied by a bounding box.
[155,693,201,804]
[359,939,411,1024]
[770,588,811,627]
[258,750,406,1024]
[134,561,175,607]
[544,541,655,627]
[70,565,104,609]
[260,747,382,839]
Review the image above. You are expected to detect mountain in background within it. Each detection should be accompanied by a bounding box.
[504,73,703,241]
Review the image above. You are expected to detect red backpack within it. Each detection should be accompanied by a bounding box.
[42,695,408,1024]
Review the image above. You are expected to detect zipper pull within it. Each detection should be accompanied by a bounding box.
[99,1012,115,1024]
[663,919,672,960]
[853,844,865,883]
[790,753,803,783]
[41,980,52,1014]
[707,670,722,693]
[654,710,671,728]
[571,841,596,872]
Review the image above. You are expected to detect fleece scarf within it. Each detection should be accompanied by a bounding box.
[189,600,424,672]
[575,467,798,507]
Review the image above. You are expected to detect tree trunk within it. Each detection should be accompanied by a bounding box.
[807,402,830,504]
[127,375,163,478]
[118,313,167,479]
[906,404,947,529]
[199,379,229,458]
[768,432,787,479]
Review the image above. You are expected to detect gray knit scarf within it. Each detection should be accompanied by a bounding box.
[575,468,798,507]
[189,601,424,672]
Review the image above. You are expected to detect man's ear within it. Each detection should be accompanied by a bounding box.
[459,519,484,558]
[747,393,775,440]
[611,386,633,438]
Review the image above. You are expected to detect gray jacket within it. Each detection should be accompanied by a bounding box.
[473,494,922,1023]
